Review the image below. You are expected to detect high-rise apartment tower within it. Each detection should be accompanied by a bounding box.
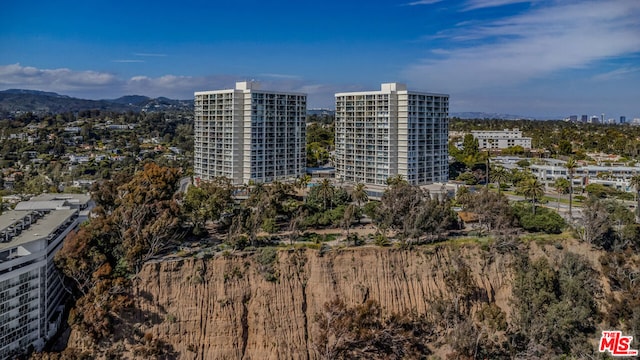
[194,82,306,184]
[334,83,449,191]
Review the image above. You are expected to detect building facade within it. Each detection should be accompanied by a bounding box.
[194,82,306,184]
[470,128,532,150]
[530,162,640,192]
[0,209,78,359]
[334,83,449,190]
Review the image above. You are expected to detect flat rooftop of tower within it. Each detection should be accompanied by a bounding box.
[335,82,448,97]
[195,81,306,96]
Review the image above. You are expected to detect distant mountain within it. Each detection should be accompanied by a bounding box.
[1,89,72,98]
[307,109,335,116]
[139,97,193,112]
[0,89,193,114]
[109,95,151,106]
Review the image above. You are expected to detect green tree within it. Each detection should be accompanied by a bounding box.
[317,179,335,210]
[490,165,510,193]
[511,253,598,357]
[21,173,51,195]
[501,145,525,155]
[350,182,368,224]
[465,188,516,234]
[553,177,570,211]
[512,202,565,234]
[565,157,578,218]
[518,177,544,215]
[584,183,614,198]
[377,182,424,241]
[183,177,234,235]
[296,174,312,201]
[385,174,406,187]
[408,196,458,242]
[461,133,480,166]
[351,182,368,208]
[558,139,573,155]
[455,186,472,209]
[456,171,478,185]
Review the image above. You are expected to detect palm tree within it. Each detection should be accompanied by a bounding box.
[519,178,544,215]
[351,183,368,207]
[386,174,406,187]
[490,166,510,193]
[630,174,640,223]
[553,177,570,211]
[485,149,491,188]
[565,157,578,218]
[296,174,312,202]
[351,183,368,224]
[318,178,334,210]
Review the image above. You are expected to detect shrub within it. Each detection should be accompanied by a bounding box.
[512,202,565,234]
[165,314,176,323]
[374,233,390,247]
[255,247,279,282]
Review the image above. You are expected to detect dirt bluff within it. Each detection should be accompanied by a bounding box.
[66,241,603,359]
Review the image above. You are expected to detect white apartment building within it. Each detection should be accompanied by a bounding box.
[530,162,640,191]
[0,209,78,359]
[335,83,449,192]
[471,128,532,149]
[194,82,306,185]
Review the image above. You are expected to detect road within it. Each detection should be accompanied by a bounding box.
[504,193,583,222]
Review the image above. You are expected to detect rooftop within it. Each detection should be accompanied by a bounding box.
[335,83,448,97]
[0,209,77,252]
[30,193,91,205]
[14,200,68,211]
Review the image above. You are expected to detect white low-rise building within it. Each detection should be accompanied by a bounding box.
[530,162,640,191]
[471,128,532,150]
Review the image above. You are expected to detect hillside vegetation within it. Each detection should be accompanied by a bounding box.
[36,237,640,360]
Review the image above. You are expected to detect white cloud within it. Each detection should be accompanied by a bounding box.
[112,59,145,63]
[0,64,336,101]
[462,0,536,11]
[405,0,443,6]
[134,53,167,57]
[258,73,302,80]
[402,1,640,93]
[125,75,238,98]
[0,63,119,90]
[0,63,239,99]
[592,66,640,81]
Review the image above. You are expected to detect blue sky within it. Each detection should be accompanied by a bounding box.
[1,0,639,119]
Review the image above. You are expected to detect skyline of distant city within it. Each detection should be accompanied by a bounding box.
[1,0,639,119]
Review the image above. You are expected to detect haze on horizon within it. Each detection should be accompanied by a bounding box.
[1,0,639,119]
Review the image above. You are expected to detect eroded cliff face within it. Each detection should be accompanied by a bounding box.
[66,240,601,359]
